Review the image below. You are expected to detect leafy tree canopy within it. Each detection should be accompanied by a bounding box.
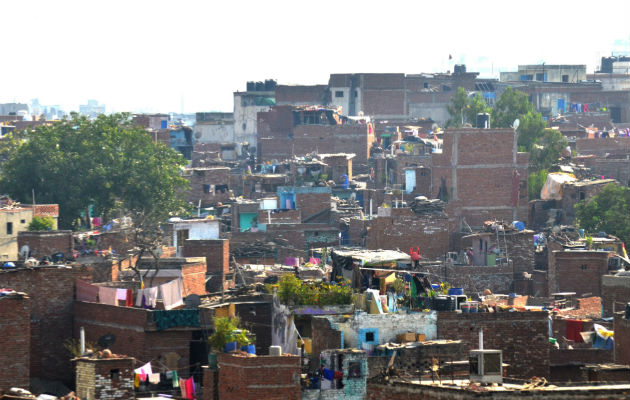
[492,87,546,151]
[0,113,190,229]
[446,87,490,128]
[575,183,630,244]
[530,129,568,170]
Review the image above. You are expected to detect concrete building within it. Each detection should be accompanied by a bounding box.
[0,202,59,260]
[193,112,235,144]
[78,99,106,117]
[233,80,276,146]
[500,64,587,83]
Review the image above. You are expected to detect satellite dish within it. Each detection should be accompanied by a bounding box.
[184,294,201,309]
[97,333,116,349]
[19,245,30,259]
[512,119,520,130]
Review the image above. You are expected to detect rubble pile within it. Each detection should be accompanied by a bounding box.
[409,197,446,215]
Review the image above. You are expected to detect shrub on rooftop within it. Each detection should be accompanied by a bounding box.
[268,274,354,306]
[28,215,54,231]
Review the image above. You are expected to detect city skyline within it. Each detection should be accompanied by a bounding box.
[1,0,629,114]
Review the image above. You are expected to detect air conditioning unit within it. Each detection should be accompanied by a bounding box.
[469,350,502,384]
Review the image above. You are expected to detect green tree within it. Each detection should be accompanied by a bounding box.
[575,183,630,244]
[0,113,190,229]
[530,129,568,170]
[28,216,55,231]
[446,87,490,128]
[492,87,546,151]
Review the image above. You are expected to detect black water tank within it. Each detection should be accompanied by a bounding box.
[246,81,255,91]
[476,113,490,129]
[255,81,264,91]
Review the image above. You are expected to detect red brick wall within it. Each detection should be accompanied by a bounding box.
[550,348,613,366]
[365,211,449,260]
[185,167,231,207]
[73,302,202,379]
[216,353,300,400]
[0,265,93,383]
[17,230,73,258]
[602,275,630,317]
[181,261,208,296]
[257,107,374,165]
[551,251,610,297]
[296,192,331,222]
[182,240,229,293]
[576,137,630,156]
[437,311,549,379]
[615,312,630,366]
[311,317,343,371]
[0,294,30,391]
[182,239,229,275]
[432,128,529,230]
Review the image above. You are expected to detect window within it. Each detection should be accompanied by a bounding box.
[348,362,362,378]
[423,82,429,89]
[6,222,12,235]
[20,219,26,224]
[335,91,344,98]
[110,369,120,380]
[562,75,569,83]
[536,73,545,82]
[242,123,246,131]
[365,331,375,342]
[581,264,588,270]
[579,191,585,201]
[354,90,358,98]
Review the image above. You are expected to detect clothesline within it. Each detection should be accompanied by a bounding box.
[76,277,185,311]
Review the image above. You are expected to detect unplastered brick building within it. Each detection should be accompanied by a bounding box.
[74,355,135,400]
[257,106,375,167]
[203,353,300,400]
[437,311,549,379]
[0,264,94,384]
[0,291,30,392]
[431,128,529,231]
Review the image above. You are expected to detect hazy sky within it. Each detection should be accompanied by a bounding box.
[1,0,629,114]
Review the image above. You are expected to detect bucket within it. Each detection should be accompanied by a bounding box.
[224,341,237,353]
[431,284,441,290]
[243,344,256,354]
[208,353,218,368]
[468,301,479,313]
[461,303,472,313]
[448,288,463,296]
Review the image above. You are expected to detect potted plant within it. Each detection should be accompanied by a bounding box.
[209,317,238,355]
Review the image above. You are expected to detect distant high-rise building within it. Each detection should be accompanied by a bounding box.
[78,99,106,118]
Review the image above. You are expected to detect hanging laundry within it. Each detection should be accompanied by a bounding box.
[134,361,152,375]
[135,287,158,308]
[322,368,334,381]
[116,288,128,302]
[160,278,184,310]
[185,377,195,399]
[76,279,99,302]
[566,319,584,342]
[172,370,179,388]
[126,289,133,307]
[98,286,118,306]
[149,373,161,384]
[134,374,140,388]
[179,379,187,398]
